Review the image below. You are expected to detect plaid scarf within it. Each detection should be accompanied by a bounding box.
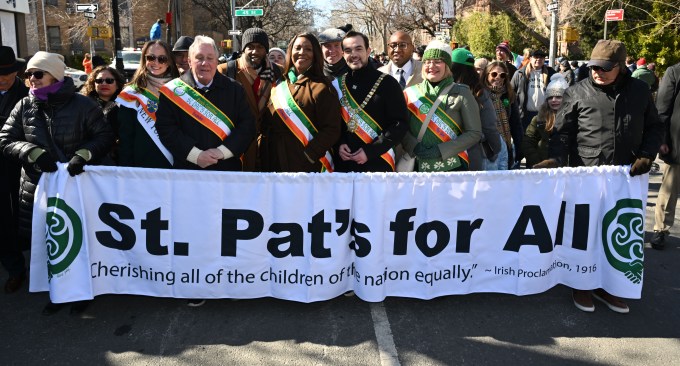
[489,85,512,145]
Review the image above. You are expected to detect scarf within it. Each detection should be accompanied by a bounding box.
[324,58,349,78]
[419,76,454,100]
[489,85,512,145]
[145,74,172,96]
[30,80,64,101]
[237,56,276,111]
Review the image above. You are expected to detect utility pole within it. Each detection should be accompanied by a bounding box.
[112,0,124,72]
[547,1,559,67]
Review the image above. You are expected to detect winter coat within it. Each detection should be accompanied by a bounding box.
[657,62,680,164]
[156,71,256,171]
[378,59,424,89]
[522,115,552,168]
[510,65,557,120]
[261,74,341,172]
[117,105,172,169]
[631,66,656,90]
[0,77,114,239]
[467,89,502,170]
[548,71,663,167]
[335,66,409,172]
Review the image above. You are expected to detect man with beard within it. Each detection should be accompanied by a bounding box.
[318,27,349,81]
[217,28,281,171]
[378,31,422,90]
[333,31,408,172]
[0,46,28,293]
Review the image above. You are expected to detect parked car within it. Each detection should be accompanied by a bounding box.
[64,67,88,90]
[114,48,142,81]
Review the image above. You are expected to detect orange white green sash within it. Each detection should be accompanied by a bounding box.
[404,85,469,165]
[116,86,174,165]
[270,80,334,172]
[159,78,234,140]
[332,78,396,170]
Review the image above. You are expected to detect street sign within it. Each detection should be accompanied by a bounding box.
[605,9,624,21]
[434,31,446,36]
[439,23,451,29]
[547,3,558,12]
[235,8,263,16]
[87,26,111,38]
[228,30,242,36]
[76,4,98,12]
[83,12,96,19]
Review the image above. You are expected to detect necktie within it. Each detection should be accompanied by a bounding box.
[397,69,406,89]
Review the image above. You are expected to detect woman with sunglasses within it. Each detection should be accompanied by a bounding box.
[0,52,114,315]
[117,40,179,168]
[522,74,568,168]
[480,61,523,170]
[82,66,125,164]
[449,49,501,171]
[260,32,341,172]
[401,41,481,172]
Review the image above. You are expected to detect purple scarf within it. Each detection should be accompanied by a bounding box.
[30,80,64,101]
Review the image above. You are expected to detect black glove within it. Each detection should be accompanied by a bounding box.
[413,143,442,160]
[34,153,57,173]
[67,155,87,176]
[630,157,652,176]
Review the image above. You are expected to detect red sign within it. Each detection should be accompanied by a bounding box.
[605,9,624,21]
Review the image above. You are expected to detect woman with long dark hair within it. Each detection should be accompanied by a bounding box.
[260,33,341,172]
[117,40,179,168]
[82,65,125,164]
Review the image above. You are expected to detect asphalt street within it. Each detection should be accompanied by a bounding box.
[1,165,678,366]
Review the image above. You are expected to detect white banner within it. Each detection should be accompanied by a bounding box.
[30,165,648,303]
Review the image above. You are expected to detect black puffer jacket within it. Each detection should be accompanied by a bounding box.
[0,77,114,239]
[657,62,680,164]
[548,70,663,167]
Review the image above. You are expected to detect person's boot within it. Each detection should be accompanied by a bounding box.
[42,301,64,316]
[650,231,666,250]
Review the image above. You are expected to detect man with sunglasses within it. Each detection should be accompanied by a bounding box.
[534,40,663,314]
[378,31,422,90]
[0,46,28,294]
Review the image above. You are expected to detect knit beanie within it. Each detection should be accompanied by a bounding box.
[241,28,269,52]
[545,74,569,98]
[496,41,512,57]
[422,40,452,68]
[451,48,475,67]
[26,51,65,82]
[268,47,285,58]
[636,57,646,66]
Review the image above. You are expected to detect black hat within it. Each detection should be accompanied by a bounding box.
[531,49,547,58]
[0,46,24,75]
[173,36,194,52]
[241,28,269,52]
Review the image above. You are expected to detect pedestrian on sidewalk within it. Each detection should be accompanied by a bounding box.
[651,61,680,250]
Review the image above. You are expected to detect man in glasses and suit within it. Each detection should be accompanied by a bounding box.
[534,40,663,315]
[378,31,422,90]
[0,46,28,294]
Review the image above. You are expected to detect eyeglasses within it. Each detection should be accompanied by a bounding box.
[591,64,617,72]
[423,59,444,66]
[388,42,409,50]
[25,70,46,79]
[95,78,116,84]
[145,54,169,64]
[490,71,507,79]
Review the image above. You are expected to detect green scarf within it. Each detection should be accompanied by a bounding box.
[419,76,454,100]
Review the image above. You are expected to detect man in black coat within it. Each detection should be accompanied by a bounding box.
[651,61,680,250]
[334,31,408,172]
[0,46,28,293]
[156,36,256,172]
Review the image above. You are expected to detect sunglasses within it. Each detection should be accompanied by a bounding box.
[145,54,169,64]
[590,65,617,72]
[388,42,409,50]
[490,71,507,79]
[25,70,46,79]
[95,78,116,84]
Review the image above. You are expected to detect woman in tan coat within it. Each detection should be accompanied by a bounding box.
[261,33,342,172]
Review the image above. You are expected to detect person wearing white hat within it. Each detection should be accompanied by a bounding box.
[0,51,114,315]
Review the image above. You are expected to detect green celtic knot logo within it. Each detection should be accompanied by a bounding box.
[45,197,83,279]
[601,199,644,284]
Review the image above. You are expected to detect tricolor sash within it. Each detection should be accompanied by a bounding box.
[159,78,235,140]
[270,80,334,172]
[116,86,174,165]
[404,85,469,168]
[332,77,396,170]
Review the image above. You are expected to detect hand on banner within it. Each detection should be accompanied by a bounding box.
[67,155,87,176]
[533,158,559,169]
[350,148,368,164]
[35,153,58,173]
[338,144,353,161]
[197,150,220,168]
[630,157,652,176]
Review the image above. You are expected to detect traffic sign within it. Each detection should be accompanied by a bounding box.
[439,23,452,29]
[235,8,263,16]
[76,4,98,12]
[228,30,242,36]
[605,9,624,21]
[547,3,558,12]
[83,12,96,19]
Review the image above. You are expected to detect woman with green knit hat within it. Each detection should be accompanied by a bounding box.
[400,40,482,172]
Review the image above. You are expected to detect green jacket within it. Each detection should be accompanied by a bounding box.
[631,66,656,89]
[522,116,551,168]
